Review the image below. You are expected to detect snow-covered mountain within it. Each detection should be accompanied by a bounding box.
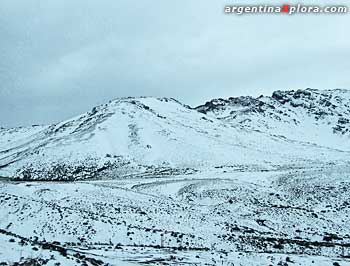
[0,89,349,180]
[196,88,350,150]
[1,89,350,265]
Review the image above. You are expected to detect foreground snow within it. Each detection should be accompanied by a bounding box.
[1,165,350,265]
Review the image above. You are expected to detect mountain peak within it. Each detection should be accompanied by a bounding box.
[196,88,350,150]
[1,88,349,180]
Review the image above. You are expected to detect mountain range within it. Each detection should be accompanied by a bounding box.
[0,88,349,180]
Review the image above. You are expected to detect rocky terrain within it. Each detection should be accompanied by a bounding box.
[196,88,350,150]
[0,88,349,265]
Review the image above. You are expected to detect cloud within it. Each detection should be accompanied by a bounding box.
[1,0,349,127]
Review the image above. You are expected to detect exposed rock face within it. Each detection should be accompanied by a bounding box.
[196,88,350,149]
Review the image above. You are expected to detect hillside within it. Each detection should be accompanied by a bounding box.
[0,91,349,180]
[1,89,350,265]
[196,88,350,150]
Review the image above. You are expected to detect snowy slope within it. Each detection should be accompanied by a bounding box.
[196,88,350,151]
[1,89,350,265]
[1,92,349,180]
[1,165,350,265]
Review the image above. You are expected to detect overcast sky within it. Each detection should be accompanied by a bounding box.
[1,0,349,127]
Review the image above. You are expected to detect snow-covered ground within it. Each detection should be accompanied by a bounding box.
[0,89,350,265]
[1,166,350,265]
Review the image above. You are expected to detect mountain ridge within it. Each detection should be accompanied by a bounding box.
[0,88,349,180]
[196,88,350,150]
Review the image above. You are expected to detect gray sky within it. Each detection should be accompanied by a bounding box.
[1,0,349,127]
